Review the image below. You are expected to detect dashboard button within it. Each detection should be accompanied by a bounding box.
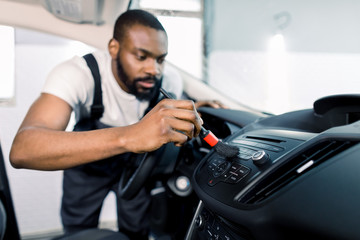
[213,161,231,177]
[238,166,250,175]
[208,178,217,186]
[225,164,250,183]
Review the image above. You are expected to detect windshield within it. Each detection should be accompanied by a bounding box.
[133,0,360,115]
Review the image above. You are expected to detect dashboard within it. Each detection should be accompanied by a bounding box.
[187,95,360,240]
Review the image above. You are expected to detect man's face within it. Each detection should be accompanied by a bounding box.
[116,24,168,101]
[116,55,162,101]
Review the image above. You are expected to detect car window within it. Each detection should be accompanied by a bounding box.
[0,26,15,104]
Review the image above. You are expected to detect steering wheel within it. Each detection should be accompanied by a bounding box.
[118,146,166,200]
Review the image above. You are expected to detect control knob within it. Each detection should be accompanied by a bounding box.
[252,150,269,165]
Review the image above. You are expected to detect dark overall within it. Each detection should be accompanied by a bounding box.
[60,54,160,239]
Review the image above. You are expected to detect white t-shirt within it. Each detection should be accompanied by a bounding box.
[42,51,183,127]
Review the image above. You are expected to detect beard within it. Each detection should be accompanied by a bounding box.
[116,56,161,101]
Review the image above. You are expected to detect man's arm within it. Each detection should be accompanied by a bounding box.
[10,93,202,171]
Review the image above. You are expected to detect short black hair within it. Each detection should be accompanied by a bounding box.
[113,9,166,42]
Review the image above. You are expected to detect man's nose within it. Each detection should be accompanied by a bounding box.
[144,58,160,76]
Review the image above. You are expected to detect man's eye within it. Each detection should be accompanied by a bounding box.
[157,57,165,64]
[137,55,146,60]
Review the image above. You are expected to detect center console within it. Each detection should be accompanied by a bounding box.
[186,128,314,240]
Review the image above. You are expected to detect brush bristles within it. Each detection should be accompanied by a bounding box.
[214,141,239,158]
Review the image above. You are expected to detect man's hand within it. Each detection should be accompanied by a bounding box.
[195,100,228,109]
[123,99,203,153]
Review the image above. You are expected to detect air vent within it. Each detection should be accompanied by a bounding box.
[238,140,358,204]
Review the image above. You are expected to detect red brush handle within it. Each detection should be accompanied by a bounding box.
[200,127,219,147]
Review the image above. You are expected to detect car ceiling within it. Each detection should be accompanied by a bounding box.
[0,0,131,50]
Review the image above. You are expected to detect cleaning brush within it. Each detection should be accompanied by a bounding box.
[159,87,239,158]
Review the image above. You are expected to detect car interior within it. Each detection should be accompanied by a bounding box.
[1,0,360,240]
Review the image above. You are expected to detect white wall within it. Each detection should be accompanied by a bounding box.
[209,0,360,53]
[206,0,360,114]
[0,28,117,237]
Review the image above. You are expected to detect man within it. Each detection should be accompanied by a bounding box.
[10,9,221,239]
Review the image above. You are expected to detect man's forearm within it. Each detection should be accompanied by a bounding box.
[10,126,128,171]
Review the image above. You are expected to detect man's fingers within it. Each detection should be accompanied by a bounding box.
[164,117,196,140]
[133,98,203,152]
[195,100,229,109]
[170,131,189,146]
[160,98,197,110]
[157,100,202,135]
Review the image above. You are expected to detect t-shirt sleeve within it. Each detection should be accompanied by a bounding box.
[162,63,183,99]
[41,56,92,109]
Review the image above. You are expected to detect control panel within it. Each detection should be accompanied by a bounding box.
[193,131,307,207]
[207,158,250,186]
[205,137,289,188]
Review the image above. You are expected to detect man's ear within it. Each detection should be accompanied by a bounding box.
[108,38,120,59]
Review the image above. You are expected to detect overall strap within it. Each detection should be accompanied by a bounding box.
[83,53,163,119]
[83,53,104,119]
